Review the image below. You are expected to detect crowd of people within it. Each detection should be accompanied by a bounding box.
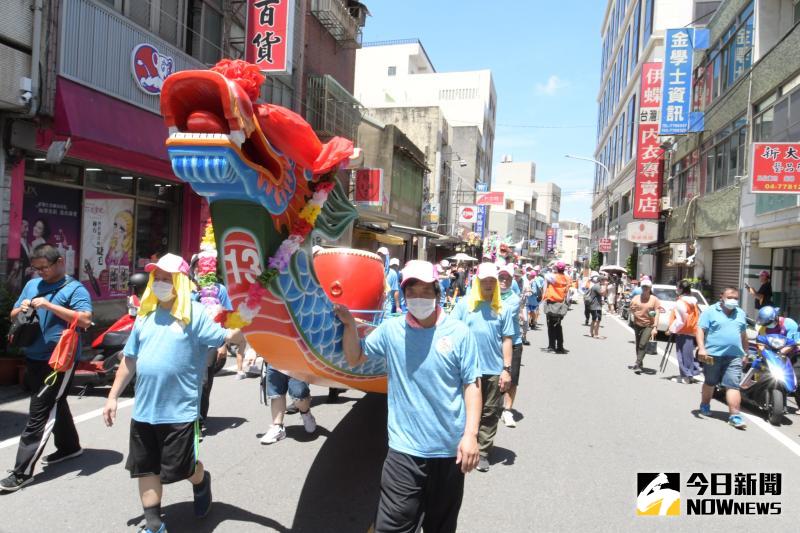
[3,241,799,532]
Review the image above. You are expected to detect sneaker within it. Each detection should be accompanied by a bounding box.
[699,403,711,416]
[0,472,32,492]
[632,364,643,375]
[41,448,83,466]
[260,424,286,445]
[501,410,516,428]
[235,371,247,380]
[476,456,490,472]
[554,348,568,354]
[522,340,531,346]
[192,471,212,518]
[728,414,747,430]
[301,411,317,433]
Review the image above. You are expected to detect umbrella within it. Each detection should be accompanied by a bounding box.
[600,265,626,273]
[448,253,478,262]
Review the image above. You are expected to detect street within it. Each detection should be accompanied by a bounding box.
[2,307,800,532]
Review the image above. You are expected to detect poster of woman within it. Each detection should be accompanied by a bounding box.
[81,191,135,300]
[8,183,81,294]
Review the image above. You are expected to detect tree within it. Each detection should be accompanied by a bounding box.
[626,252,637,279]
[589,251,602,271]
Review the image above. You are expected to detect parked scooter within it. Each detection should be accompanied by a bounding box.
[619,293,632,321]
[71,273,149,395]
[739,333,798,426]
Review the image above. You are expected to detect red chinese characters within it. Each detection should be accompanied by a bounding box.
[246,0,294,74]
[751,143,800,193]
[634,62,664,219]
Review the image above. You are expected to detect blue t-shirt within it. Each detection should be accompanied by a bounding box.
[501,291,522,345]
[698,303,747,357]
[384,269,400,313]
[124,301,227,424]
[363,314,480,458]
[511,280,520,295]
[530,276,544,304]
[451,299,515,375]
[439,277,451,306]
[192,282,234,311]
[14,276,92,361]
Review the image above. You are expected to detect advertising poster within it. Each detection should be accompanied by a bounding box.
[80,191,135,300]
[7,182,82,295]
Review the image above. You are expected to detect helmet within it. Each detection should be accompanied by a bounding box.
[129,272,149,297]
[756,306,779,327]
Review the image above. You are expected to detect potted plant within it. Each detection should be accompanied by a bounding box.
[0,282,23,385]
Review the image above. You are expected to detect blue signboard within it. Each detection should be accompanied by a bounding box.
[476,181,488,239]
[659,28,709,135]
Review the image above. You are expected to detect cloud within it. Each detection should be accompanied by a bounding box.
[535,75,569,96]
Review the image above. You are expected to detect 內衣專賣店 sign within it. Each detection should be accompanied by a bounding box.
[246,0,295,74]
[634,63,664,220]
[131,43,175,95]
[751,143,800,193]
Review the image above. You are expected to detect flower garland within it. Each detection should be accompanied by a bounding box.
[224,179,336,330]
[196,220,227,324]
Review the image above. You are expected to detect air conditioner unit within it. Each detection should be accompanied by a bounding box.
[660,196,671,210]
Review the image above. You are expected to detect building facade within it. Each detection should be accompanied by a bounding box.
[1,0,367,321]
[592,0,716,277]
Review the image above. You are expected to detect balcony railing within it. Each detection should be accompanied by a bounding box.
[305,74,362,140]
[310,0,362,47]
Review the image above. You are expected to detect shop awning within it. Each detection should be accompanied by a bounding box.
[356,205,395,224]
[353,228,406,246]
[389,223,446,239]
[50,77,176,181]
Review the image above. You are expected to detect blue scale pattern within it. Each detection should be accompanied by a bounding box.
[276,250,386,377]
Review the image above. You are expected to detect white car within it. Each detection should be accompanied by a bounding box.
[628,284,709,333]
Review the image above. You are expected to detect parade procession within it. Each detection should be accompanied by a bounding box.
[2,1,800,532]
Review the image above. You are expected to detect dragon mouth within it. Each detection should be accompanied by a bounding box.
[161,71,285,183]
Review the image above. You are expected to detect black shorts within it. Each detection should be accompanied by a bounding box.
[510,344,523,386]
[375,449,464,533]
[125,420,198,484]
[590,309,602,321]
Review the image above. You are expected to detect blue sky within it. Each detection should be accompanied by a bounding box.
[362,0,607,224]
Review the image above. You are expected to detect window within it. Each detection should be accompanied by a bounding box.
[694,1,721,25]
[101,1,185,48]
[625,95,636,162]
[622,192,631,213]
[158,0,181,46]
[187,0,223,65]
[387,66,396,76]
[642,0,654,50]
[631,0,641,68]
[621,27,630,85]
[128,0,151,28]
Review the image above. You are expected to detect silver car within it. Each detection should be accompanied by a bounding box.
[629,284,709,333]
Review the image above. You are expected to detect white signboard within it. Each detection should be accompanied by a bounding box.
[458,205,478,224]
[626,221,659,244]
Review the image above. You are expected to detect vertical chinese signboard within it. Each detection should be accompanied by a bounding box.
[634,62,664,220]
[246,0,295,74]
[660,29,692,135]
[476,182,489,239]
[751,143,800,193]
[546,228,556,254]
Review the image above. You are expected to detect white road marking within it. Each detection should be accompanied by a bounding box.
[609,313,800,458]
[0,363,244,451]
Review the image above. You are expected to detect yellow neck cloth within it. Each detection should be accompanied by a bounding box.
[466,276,502,314]
[138,272,194,325]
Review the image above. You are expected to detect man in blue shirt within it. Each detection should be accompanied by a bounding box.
[498,266,524,428]
[102,254,245,533]
[696,287,749,430]
[383,255,401,315]
[451,262,515,472]
[1,244,92,493]
[336,260,481,533]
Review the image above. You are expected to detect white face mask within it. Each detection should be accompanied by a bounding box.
[406,298,436,320]
[723,298,739,310]
[151,280,175,302]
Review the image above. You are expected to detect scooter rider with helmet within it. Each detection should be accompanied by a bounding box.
[756,306,799,356]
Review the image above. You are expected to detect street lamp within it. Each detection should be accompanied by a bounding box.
[564,154,616,263]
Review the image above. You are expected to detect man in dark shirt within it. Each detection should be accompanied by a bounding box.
[747,270,772,310]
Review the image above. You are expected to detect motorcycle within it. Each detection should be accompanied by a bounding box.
[739,333,798,426]
[71,273,149,396]
[619,293,632,321]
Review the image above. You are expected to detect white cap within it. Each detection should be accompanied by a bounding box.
[439,259,450,268]
[498,265,515,278]
[400,260,437,287]
[641,278,653,287]
[377,246,389,255]
[476,263,499,280]
[389,257,400,267]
